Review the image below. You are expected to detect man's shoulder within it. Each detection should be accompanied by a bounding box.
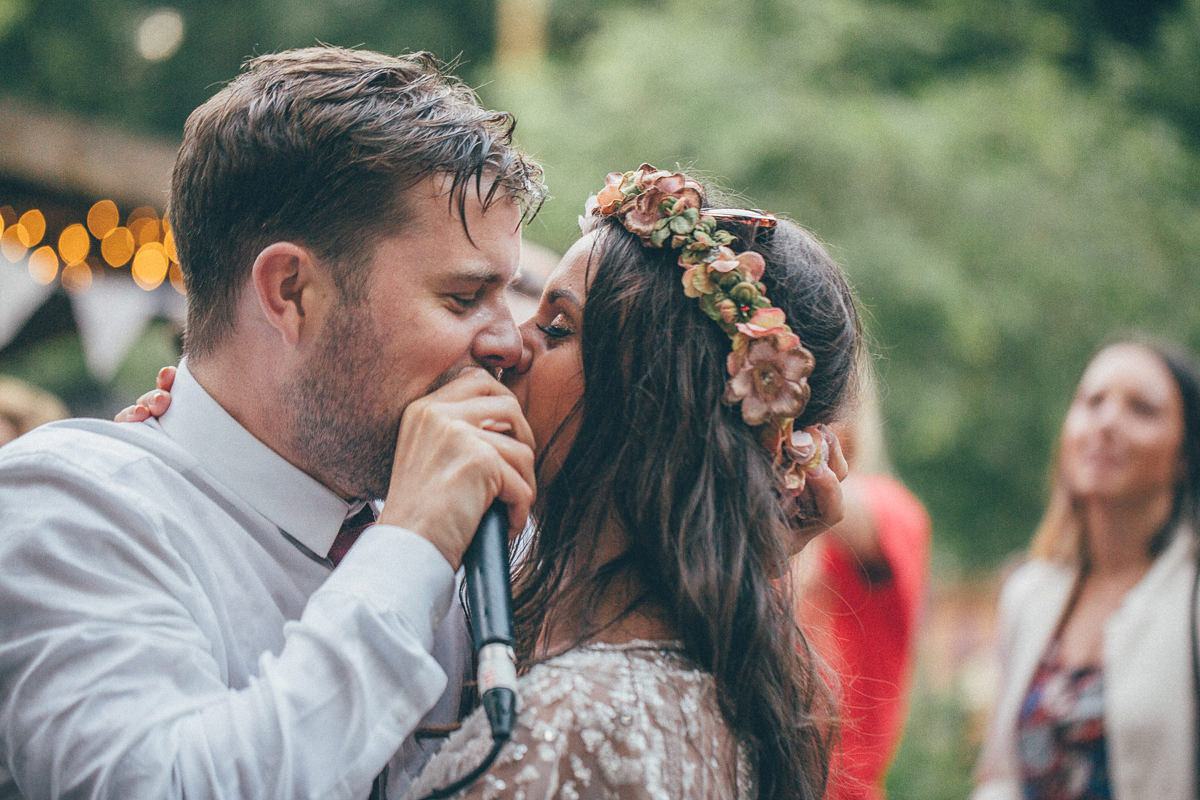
[1,418,186,475]
[0,419,204,529]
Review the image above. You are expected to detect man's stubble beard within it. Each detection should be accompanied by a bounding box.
[284,300,402,501]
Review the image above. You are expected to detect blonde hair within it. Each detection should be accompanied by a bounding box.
[1028,476,1082,564]
[0,376,69,441]
[835,354,891,476]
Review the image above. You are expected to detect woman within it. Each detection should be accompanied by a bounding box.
[123,165,862,799]
[972,338,1200,800]
[402,165,860,799]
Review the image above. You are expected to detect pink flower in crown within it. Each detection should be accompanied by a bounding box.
[722,337,815,427]
[595,171,629,215]
[736,307,801,351]
[709,247,766,281]
[780,425,828,493]
[623,169,704,238]
[681,261,717,298]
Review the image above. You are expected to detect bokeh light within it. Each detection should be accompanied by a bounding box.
[87,199,120,238]
[132,241,170,290]
[101,226,136,266]
[5,199,182,292]
[135,7,185,62]
[168,260,185,294]
[27,246,59,285]
[129,215,160,247]
[58,223,91,265]
[17,210,45,246]
[1,225,28,262]
[60,261,93,293]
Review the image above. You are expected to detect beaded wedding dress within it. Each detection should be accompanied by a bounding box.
[402,640,754,799]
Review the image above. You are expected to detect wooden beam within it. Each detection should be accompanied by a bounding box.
[0,96,177,211]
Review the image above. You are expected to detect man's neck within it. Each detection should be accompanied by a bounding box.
[187,351,318,489]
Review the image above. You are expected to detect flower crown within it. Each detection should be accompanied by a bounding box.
[588,164,826,495]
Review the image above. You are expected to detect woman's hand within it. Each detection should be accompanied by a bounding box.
[787,426,849,556]
[114,366,176,422]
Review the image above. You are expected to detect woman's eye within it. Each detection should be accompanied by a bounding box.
[1129,398,1160,417]
[536,312,574,340]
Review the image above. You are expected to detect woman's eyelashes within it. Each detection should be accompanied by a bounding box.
[536,312,575,343]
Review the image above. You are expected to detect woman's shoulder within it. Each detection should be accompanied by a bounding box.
[517,640,739,766]
[525,639,704,694]
[995,556,1074,617]
[405,640,752,799]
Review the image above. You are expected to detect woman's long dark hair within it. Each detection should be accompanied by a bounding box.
[510,208,861,800]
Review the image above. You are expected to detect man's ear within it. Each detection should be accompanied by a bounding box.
[250,242,332,346]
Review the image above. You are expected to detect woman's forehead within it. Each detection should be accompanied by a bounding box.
[544,232,599,294]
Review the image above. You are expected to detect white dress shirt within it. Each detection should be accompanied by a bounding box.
[0,362,470,799]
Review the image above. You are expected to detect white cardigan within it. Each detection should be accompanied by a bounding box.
[972,526,1198,800]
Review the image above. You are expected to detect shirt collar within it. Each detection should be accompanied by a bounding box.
[157,359,357,559]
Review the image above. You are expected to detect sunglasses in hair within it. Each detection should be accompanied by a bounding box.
[703,208,778,242]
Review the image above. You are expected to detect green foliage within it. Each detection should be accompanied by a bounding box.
[885,673,978,800]
[1127,0,1200,147]
[2,0,1199,569]
[490,0,1200,568]
[0,0,498,135]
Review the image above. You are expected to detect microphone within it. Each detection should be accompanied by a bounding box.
[463,501,518,741]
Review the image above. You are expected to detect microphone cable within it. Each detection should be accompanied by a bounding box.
[418,503,517,799]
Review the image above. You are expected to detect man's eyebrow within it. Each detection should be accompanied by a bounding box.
[446,267,507,285]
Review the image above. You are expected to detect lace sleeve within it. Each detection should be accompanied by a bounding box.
[402,642,753,800]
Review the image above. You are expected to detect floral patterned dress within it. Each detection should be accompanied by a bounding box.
[1016,639,1111,800]
[402,640,754,799]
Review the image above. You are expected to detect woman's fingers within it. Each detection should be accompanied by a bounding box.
[114,366,178,423]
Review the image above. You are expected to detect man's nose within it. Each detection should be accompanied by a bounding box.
[509,321,536,376]
[473,307,524,370]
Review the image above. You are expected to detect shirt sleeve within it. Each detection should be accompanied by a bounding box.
[0,450,456,800]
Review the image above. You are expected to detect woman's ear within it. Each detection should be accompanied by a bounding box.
[250,242,332,346]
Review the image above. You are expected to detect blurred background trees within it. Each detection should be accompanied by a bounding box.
[6,0,1195,568]
[2,3,1198,791]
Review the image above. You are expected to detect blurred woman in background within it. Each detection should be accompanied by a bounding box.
[973,337,1200,799]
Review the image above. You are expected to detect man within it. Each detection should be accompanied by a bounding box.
[0,47,544,798]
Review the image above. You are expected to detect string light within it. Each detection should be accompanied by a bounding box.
[27,246,59,285]
[2,199,184,295]
[101,227,135,266]
[86,199,119,238]
[131,241,170,290]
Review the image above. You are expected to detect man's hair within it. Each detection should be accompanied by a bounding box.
[169,46,546,357]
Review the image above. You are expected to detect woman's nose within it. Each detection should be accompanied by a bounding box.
[1089,397,1125,433]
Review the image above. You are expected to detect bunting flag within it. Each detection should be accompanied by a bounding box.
[69,275,183,383]
[3,244,186,383]
[0,258,55,351]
